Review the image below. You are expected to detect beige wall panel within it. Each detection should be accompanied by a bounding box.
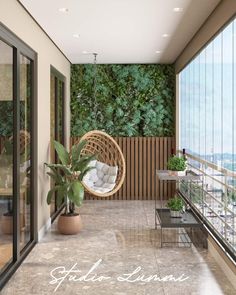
[0,0,71,232]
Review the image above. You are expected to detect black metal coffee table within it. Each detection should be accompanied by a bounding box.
[156,208,201,247]
[155,170,202,247]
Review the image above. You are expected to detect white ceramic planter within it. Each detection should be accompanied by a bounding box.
[168,169,186,177]
[170,210,182,218]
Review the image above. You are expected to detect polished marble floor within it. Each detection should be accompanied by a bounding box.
[1,200,236,295]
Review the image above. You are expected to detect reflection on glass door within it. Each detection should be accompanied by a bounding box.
[0,39,13,271]
[50,69,65,218]
[0,24,36,289]
[19,54,32,250]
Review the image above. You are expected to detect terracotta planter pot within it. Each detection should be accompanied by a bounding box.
[1,213,25,234]
[57,214,82,235]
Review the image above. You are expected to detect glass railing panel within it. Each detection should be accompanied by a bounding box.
[178,152,236,257]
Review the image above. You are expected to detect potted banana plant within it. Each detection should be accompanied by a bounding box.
[45,140,96,235]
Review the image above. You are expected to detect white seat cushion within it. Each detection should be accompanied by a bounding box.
[83,160,118,194]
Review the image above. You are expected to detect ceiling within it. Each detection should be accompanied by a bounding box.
[19,0,221,64]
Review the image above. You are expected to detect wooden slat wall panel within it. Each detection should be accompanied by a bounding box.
[163,138,168,200]
[135,137,139,199]
[143,138,147,199]
[151,138,155,198]
[147,137,151,200]
[155,138,159,198]
[0,137,4,153]
[70,136,175,200]
[139,137,143,199]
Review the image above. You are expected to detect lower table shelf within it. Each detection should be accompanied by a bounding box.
[156,208,202,247]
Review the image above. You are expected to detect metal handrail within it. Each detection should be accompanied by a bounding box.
[178,150,236,192]
[178,150,236,179]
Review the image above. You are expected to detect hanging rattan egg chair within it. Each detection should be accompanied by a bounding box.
[78,130,126,198]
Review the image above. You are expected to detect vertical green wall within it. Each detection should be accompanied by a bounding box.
[71,64,175,137]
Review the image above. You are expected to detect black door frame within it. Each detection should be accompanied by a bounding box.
[0,22,38,290]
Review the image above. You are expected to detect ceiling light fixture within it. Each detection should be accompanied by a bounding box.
[173,7,183,12]
[58,7,68,13]
[162,34,169,38]
[73,34,79,38]
[155,50,162,54]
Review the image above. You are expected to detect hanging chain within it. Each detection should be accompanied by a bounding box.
[93,53,98,125]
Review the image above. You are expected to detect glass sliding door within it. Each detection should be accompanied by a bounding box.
[0,24,36,290]
[50,68,65,219]
[0,39,13,272]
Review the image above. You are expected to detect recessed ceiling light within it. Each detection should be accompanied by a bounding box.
[173,7,183,12]
[82,51,88,54]
[59,7,68,13]
[73,34,79,38]
[162,34,169,38]
[155,50,162,54]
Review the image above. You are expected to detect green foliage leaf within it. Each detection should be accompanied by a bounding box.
[167,156,186,171]
[45,163,72,176]
[69,181,84,207]
[79,166,95,181]
[47,188,55,205]
[54,140,70,165]
[74,154,96,172]
[167,196,184,211]
[71,64,175,137]
[46,171,63,184]
[71,139,87,166]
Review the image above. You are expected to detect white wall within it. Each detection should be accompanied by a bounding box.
[0,0,71,232]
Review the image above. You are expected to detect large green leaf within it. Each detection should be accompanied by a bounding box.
[56,187,66,207]
[74,154,96,172]
[79,166,95,181]
[71,140,87,167]
[47,188,56,205]
[45,163,72,176]
[46,185,65,205]
[46,166,64,184]
[70,181,84,207]
[47,172,63,185]
[54,140,70,165]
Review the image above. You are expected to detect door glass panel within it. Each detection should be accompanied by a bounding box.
[179,18,236,257]
[57,80,64,144]
[50,73,65,216]
[19,54,32,250]
[50,75,56,216]
[0,39,13,271]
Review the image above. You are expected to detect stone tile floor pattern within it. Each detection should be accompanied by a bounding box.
[1,200,236,295]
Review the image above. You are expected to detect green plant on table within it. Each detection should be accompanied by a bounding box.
[45,140,96,215]
[167,196,184,211]
[228,190,236,205]
[167,155,186,171]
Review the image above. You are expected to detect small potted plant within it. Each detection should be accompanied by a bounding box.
[167,196,184,218]
[45,140,96,235]
[228,190,236,206]
[167,155,187,176]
